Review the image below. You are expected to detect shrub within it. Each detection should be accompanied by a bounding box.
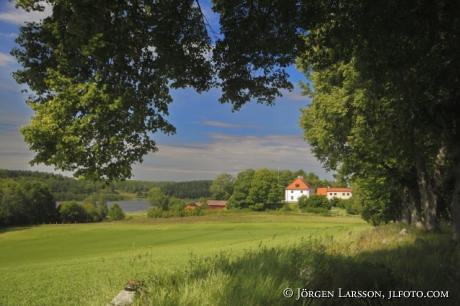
[298,194,331,210]
[249,203,265,211]
[148,208,163,218]
[108,203,125,221]
[280,203,292,211]
[58,201,88,223]
[303,206,332,216]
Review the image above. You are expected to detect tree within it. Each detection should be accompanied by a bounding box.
[82,202,100,222]
[210,173,235,200]
[11,0,313,182]
[148,188,169,211]
[108,203,125,221]
[0,180,28,226]
[58,201,87,223]
[97,194,108,220]
[22,180,56,223]
[228,169,255,208]
[247,168,280,205]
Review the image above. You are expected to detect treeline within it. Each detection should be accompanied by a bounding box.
[112,180,212,199]
[0,170,212,201]
[1,169,120,201]
[0,176,126,227]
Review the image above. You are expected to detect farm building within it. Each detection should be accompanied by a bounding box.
[285,176,315,202]
[206,200,227,210]
[317,187,352,200]
[194,200,227,210]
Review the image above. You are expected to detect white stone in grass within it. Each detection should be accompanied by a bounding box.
[398,229,408,235]
[107,289,136,306]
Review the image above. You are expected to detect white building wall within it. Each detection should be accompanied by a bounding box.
[285,189,314,202]
[326,192,352,200]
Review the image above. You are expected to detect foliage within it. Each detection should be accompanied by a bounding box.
[58,201,87,223]
[247,168,280,205]
[228,169,255,208]
[298,194,331,210]
[302,206,331,216]
[82,202,100,222]
[280,203,292,212]
[210,173,235,200]
[248,203,265,211]
[22,180,57,223]
[0,180,29,226]
[108,203,125,221]
[295,0,460,237]
[0,179,56,226]
[2,169,211,202]
[148,188,169,210]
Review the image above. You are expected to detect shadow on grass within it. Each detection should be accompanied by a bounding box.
[142,226,459,306]
[0,226,32,235]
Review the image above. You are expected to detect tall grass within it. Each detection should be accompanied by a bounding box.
[132,223,459,306]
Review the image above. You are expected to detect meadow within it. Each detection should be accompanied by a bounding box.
[0,213,368,306]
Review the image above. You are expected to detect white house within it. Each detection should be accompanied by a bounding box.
[285,176,315,202]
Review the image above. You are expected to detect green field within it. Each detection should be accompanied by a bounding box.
[0,214,368,306]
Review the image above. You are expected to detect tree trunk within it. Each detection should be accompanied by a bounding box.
[451,143,460,242]
[408,185,423,227]
[414,129,439,231]
[431,138,448,226]
[400,188,411,224]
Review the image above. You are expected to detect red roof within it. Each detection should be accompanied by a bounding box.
[185,205,196,210]
[207,200,227,207]
[326,188,352,193]
[317,188,327,196]
[285,177,315,190]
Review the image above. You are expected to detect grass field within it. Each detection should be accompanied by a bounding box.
[0,214,368,306]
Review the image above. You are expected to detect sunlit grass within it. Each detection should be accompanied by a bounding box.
[0,214,367,305]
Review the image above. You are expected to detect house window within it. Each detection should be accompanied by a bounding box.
[329,193,332,195]
[291,196,293,200]
[291,190,293,193]
[342,193,345,196]
[301,190,303,193]
[334,193,337,195]
[295,184,299,187]
[347,193,350,196]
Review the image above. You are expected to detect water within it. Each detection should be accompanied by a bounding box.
[107,201,150,212]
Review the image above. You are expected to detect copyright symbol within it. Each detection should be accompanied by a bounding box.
[283,288,294,298]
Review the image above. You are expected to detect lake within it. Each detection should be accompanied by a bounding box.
[107,201,150,212]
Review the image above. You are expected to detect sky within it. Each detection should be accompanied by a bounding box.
[0,1,334,182]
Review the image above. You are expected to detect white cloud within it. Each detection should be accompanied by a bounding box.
[132,133,332,181]
[0,127,332,181]
[0,128,73,176]
[0,1,52,25]
[0,32,17,38]
[203,120,239,128]
[0,52,15,67]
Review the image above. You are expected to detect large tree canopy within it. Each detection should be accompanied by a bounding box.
[296,0,460,239]
[12,0,310,181]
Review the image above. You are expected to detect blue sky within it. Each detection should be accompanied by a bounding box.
[0,1,333,182]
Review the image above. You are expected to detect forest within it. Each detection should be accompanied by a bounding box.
[0,169,212,226]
